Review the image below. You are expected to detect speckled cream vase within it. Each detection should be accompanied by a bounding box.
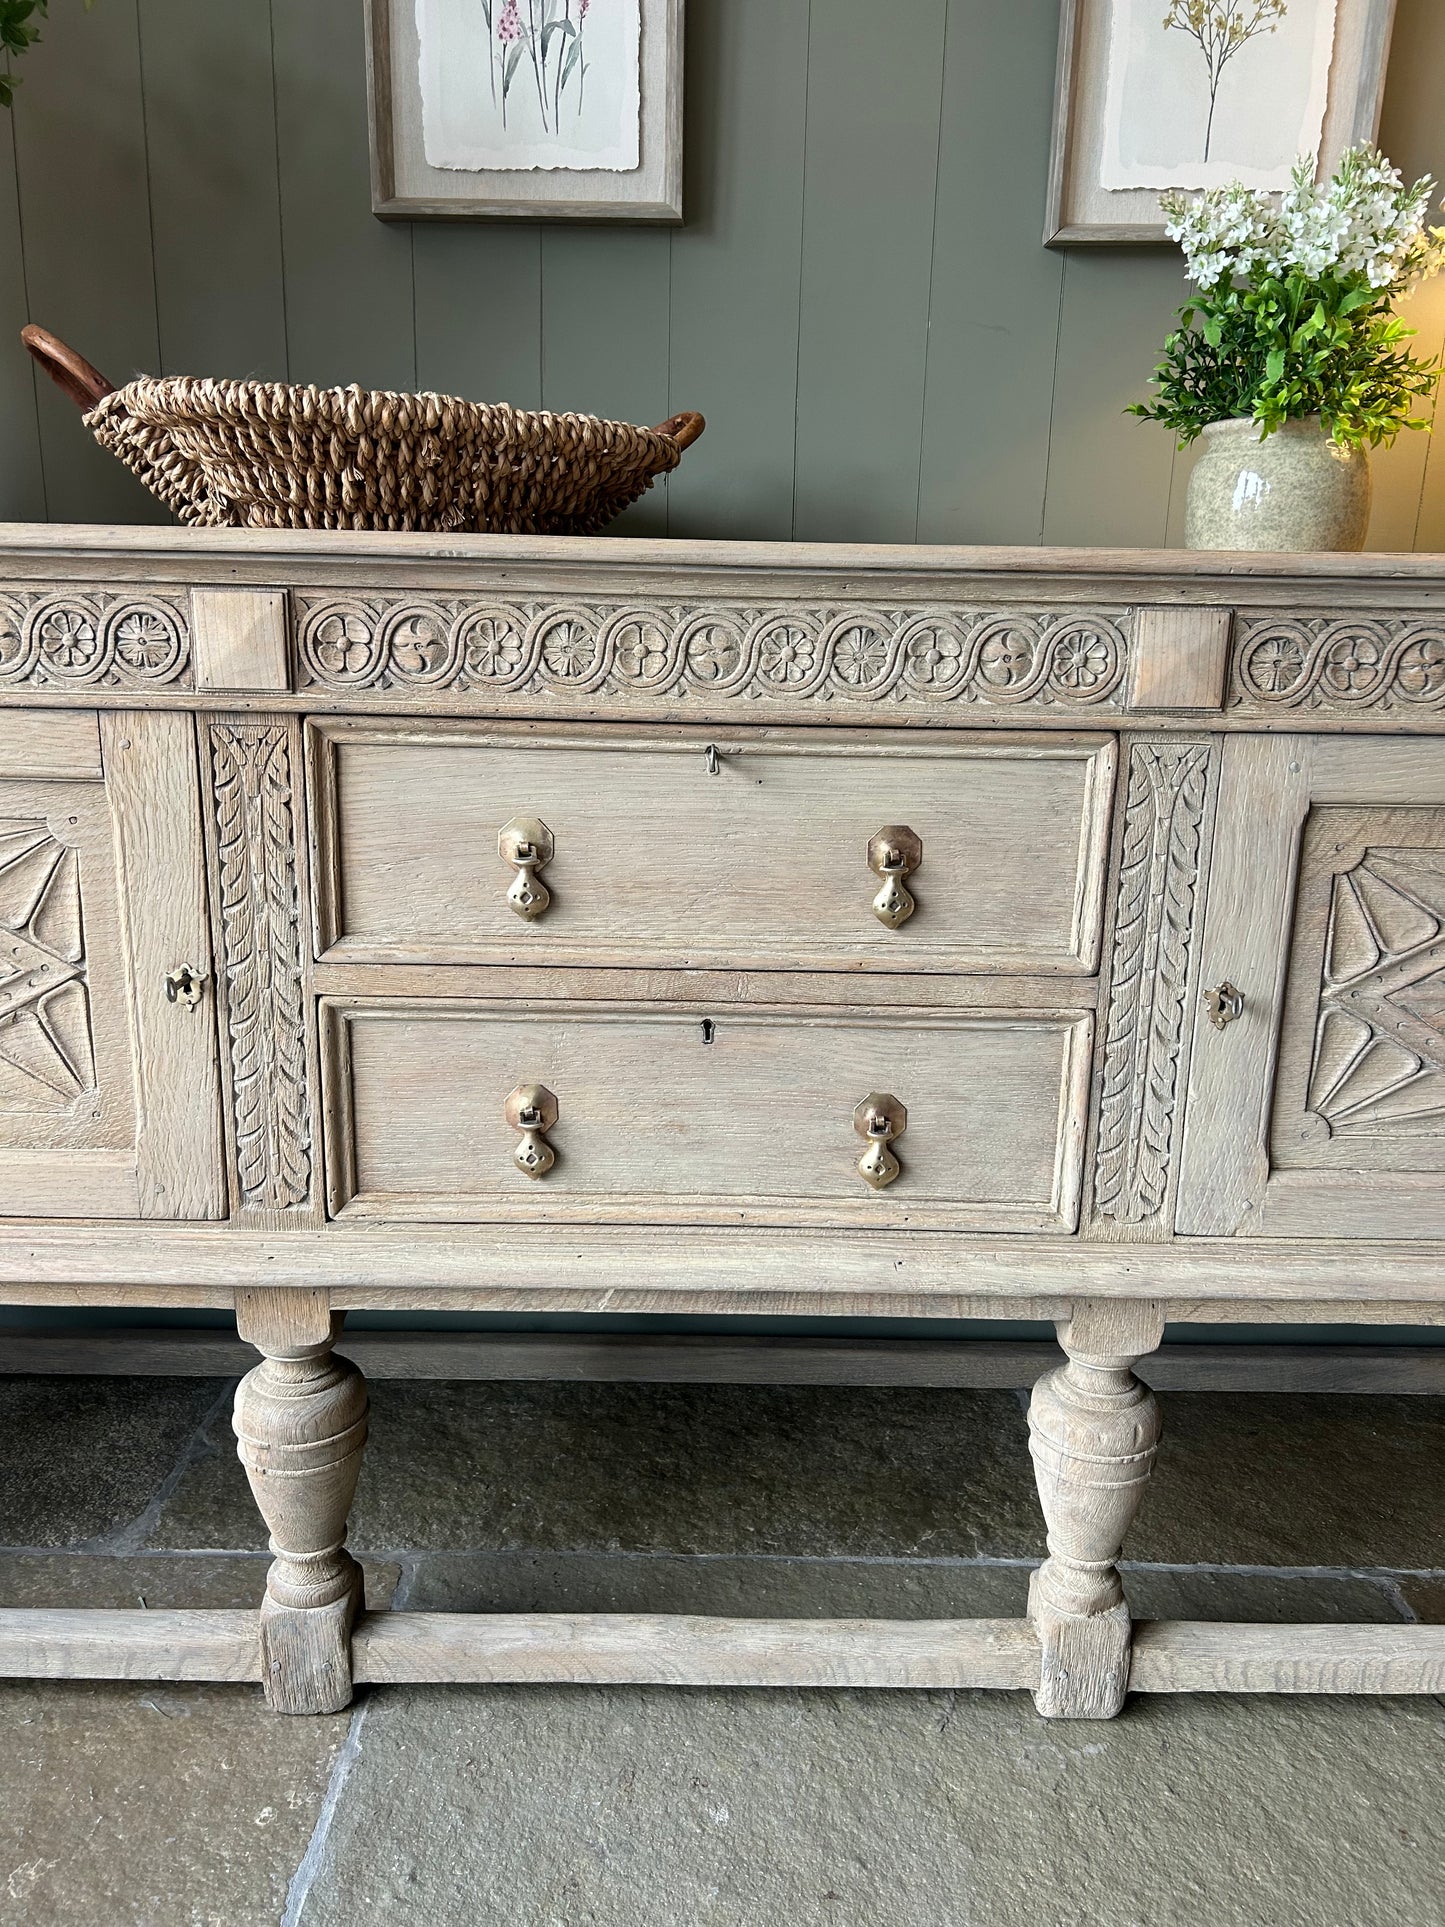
[1184,416,1371,552]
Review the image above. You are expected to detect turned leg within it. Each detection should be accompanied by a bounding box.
[1027,1299,1163,1719]
[233,1286,369,1715]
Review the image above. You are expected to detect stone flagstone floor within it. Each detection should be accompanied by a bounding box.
[0,1372,1442,1925]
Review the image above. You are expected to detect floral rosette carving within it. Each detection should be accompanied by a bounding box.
[603,608,686,692]
[293,593,1131,708]
[528,605,610,693]
[453,605,537,690]
[299,603,387,688]
[29,601,115,682]
[379,605,460,686]
[677,612,751,694]
[899,614,971,697]
[0,591,190,688]
[1234,614,1445,710]
[748,612,828,698]
[105,600,186,681]
[823,611,904,696]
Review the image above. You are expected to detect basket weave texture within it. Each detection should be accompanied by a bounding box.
[83,377,686,534]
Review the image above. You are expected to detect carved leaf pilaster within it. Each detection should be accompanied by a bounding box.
[208,722,313,1217]
[1092,742,1214,1227]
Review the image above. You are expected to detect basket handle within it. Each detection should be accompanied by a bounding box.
[21,325,116,410]
[652,410,705,451]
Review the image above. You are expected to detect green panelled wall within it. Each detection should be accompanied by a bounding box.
[3,0,1445,544]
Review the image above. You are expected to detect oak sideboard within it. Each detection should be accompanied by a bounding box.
[1,524,1442,1719]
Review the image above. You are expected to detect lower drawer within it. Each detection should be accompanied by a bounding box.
[322,998,1092,1233]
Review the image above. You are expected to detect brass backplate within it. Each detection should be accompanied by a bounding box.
[866,826,922,880]
[853,1091,907,1141]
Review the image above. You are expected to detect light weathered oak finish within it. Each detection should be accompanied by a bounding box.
[1027,1299,1164,1718]
[233,1286,368,1714]
[3,529,1445,1721]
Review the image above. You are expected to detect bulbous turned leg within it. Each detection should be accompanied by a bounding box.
[233,1287,369,1715]
[1027,1301,1163,1720]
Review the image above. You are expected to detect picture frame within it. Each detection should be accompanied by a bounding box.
[365,0,684,221]
[1045,0,1398,247]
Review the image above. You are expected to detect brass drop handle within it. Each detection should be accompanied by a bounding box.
[1204,981,1244,1031]
[854,1091,907,1190]
[164,964,207,1011]
[867,826,922,929]
[499,815,554,922]
[506,1083,558,1178]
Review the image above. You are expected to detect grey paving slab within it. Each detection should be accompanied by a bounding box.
[0,1552,400,1611]
[151,1381,1445,1575]
[1398,1576,1445,1622]
[1128,1394,1445,1570]
[400,1550,1400,1628]
[151,1382,1044,1559]
[0,1375,232,1550]
[0,1678,344,1927]
[294,1685,1445,1927]
[0,1553,351,1927]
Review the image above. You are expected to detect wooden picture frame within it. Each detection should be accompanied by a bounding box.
[365,0,684,222]
[1045,0,1398,248]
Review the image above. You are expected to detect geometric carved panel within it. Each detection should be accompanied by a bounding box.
[0,818,95,1112]
[1307,847,1445,1137]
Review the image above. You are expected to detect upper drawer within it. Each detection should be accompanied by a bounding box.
[311,724,1115,974]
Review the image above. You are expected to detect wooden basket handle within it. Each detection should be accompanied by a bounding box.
[21,325,116,409]
[652,410,705,451]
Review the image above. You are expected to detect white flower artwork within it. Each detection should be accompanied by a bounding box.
[1100,0,1338,192]
[416,0,641,173]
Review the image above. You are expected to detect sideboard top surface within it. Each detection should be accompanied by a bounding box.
[2,523,1445,603]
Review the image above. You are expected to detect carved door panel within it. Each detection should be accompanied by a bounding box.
[0,710,224,1219]
[1177,735,1445,1240]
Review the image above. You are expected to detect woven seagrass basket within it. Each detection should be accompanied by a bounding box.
[22,326,704,536]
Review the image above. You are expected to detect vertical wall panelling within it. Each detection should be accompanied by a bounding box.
[1377,0,1445,550]
[413,228,545,411]
[1042,250,1188,548]
[9,0,165,523]
[792,0,948,543]
[138,0,288,383]
[665,0,809,541]
[0,115,43,519]
[540,228,673,535]
[917,0,1065,546]
[270,0,416,393]
[1,0,1444,548]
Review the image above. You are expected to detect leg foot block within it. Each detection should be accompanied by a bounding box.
[1029,1568,1131,1720]
[259,1570,362,1715]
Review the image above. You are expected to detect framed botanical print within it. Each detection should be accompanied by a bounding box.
[365,0,683,220]
[1045,0,1398,246]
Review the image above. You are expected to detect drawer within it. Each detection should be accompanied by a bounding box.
[311,724,1116,974]
[322,996,1092,1233]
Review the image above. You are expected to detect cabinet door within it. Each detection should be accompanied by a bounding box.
[1177,735,1445,1239]
[0,710,224,1219]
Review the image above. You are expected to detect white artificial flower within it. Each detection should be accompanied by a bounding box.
[1163,145,1444,295]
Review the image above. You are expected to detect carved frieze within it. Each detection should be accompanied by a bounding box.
[0,819,95,1108]
[1232,614,1445,713]
[0,589,191,689]
[208,723,312,1215]
[1093,742,1214,1225]
[294,595,1131,708]
[1306,846,1445,1137]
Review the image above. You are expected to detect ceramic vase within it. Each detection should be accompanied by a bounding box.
[1184,416,1370,553]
